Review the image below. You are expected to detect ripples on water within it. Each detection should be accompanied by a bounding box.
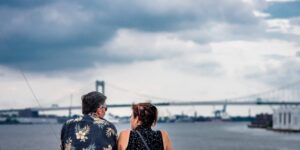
[0,122,299,150]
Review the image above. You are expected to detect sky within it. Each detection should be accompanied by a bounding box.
[0,0,300,117]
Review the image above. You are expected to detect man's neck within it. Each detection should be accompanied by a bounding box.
[88,112,104,119]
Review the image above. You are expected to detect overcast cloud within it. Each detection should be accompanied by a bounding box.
[0,0,267,71]
[0,0,300,116]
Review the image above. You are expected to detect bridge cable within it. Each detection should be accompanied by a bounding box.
[106,82,183,102]
[49,80,95,105]
[19,69,60,143]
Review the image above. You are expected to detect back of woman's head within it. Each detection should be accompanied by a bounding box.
[132,102,158,128]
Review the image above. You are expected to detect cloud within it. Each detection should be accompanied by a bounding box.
[0,0,266,72]
[297,51,300,57]
[165,52,224,76]
[246,57,300,86]
[2,0,300,117]
[210,39,300,85]
[266,18,300,35]
[102,29,210,61]
[261,1,300,43]
[0,0,54,8]
[101,29,225,76]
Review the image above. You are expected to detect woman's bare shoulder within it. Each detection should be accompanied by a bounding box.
[160,130,170,137]
[118,129,131,150]
[119,129,131,138]
[160,130,172,150]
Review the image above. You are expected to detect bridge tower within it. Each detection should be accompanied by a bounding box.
[68,94,73,118]
[96,80,105,94]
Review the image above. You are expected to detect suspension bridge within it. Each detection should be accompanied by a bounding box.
[0,80,300,115]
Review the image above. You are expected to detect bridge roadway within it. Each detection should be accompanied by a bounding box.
[1,100,300,112]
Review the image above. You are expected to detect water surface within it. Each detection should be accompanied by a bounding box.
[0,122,299,150]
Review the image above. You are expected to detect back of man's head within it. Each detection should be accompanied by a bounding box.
[81,91,106,115]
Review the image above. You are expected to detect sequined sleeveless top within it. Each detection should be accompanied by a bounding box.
[126,125,164,150]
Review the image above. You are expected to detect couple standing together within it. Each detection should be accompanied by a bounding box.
[61,91,172,150]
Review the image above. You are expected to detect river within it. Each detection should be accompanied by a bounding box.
[0,122,299,150]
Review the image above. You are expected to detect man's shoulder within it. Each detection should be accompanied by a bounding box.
[101,119,118,140]
[64,116,84,126]
[105,119,116,128]
[103,119,118,131]
[62,115,117,133]
[93,117,116,128]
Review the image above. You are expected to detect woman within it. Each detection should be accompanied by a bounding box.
[118,103,172,150]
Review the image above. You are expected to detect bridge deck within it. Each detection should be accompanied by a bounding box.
[1,101,300,112]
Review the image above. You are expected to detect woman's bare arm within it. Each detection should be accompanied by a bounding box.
[117,129,130,150]
[161,130,173,150]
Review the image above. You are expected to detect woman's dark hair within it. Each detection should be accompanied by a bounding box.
[132,102,158,127]
[81,91,106,114]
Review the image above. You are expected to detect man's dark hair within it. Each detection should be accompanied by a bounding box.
[81,91,107,114]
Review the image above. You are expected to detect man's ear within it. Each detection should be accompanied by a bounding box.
[96,107,102,115]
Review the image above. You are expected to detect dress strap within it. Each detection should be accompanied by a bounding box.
[133,130,151,150]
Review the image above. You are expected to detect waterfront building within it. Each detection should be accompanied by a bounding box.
[248,113,272,128]
[273,106,300,131]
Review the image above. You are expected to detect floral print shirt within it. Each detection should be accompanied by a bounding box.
[60,114,117,150]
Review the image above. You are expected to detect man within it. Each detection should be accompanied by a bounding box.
[61,91,117,150]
